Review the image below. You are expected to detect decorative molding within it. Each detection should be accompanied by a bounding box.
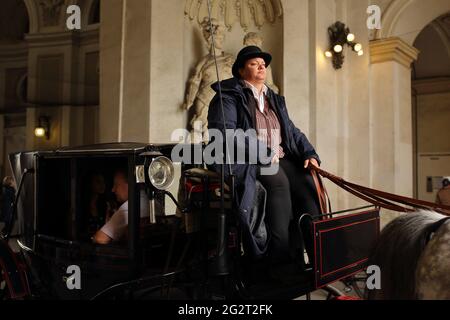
[25,29,99,48]
[412,77,450,95]
[376,0,414,40]
[23,0,40,34]
[369,37,419,68]
[38,0,64,27]
[0,43,28,62]
[184,0,283,31]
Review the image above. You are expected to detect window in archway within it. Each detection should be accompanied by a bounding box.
[89,0,100,25]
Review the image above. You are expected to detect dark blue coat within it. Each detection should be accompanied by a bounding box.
[207,78,320,257]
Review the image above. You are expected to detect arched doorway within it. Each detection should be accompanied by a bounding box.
[412,13,450,202]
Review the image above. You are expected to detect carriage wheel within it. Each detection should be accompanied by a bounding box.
[322,285,345,300]
[341,274,367,299]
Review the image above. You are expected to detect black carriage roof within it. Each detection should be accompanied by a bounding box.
[56,142,153,153]
[13,142,178,157]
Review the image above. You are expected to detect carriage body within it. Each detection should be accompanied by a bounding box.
[4,143,380,300]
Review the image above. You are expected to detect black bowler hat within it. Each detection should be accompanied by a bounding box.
[232,46,272,79]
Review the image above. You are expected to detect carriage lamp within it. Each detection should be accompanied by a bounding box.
[34,116,50,140]
[143,155,176,224]
[324,21,364,69]
[147,156,175,191]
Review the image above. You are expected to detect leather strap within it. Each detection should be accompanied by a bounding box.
[308,163,450,216]
[310,169,331,215]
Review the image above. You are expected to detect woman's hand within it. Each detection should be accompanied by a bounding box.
[271,154,280,164]
[304,157,319,169]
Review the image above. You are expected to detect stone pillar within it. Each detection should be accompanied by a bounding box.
[307,0,341,208]
[99,0,123,142]
[336,0,372,211]
[282,0,310,135]
[100,0,185,144]
[369,37,419,226]
[148,0,185,143]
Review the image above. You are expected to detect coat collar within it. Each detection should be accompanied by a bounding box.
[211,78,281,127]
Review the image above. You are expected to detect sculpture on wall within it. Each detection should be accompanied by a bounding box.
[243,32,279,94]
[182,18,234,139]
[185,0,283,31]
[39,0,64,27]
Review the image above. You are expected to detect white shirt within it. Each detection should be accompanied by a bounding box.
[244,81,268,113]
[100,190,149,241]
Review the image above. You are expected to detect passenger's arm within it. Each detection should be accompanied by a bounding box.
[93,230,112,244]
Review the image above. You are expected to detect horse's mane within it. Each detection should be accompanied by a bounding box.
[368,210,447,300]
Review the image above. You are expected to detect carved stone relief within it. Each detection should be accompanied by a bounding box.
[185,0,283,31]
[39,0,64,27]
[183,18,234,139]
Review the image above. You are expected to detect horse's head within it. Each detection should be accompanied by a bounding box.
[368,210,450,300]
[415,216,450,300]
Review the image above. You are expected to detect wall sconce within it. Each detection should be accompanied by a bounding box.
[324,21,363,69]
[34,116,50,140]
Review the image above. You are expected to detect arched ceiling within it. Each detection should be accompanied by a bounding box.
[413,13,450,79]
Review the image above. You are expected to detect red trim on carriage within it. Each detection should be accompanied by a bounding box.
[331,296,362,300]
[0,241,31,300]
[318,218,378,277]
[314,208,380,289]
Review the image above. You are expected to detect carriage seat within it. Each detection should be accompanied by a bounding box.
[178,168,269,257]
[182,168,230,198]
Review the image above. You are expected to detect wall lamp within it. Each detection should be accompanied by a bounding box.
[34,116,50,140]
[324,21,363,69]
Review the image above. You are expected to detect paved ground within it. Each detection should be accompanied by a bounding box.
[296,280,364,300]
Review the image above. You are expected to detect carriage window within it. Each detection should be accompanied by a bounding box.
[36,157,129,242]
[36,158,72,240]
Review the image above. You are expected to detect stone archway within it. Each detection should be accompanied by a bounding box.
[411,13,450,202]
[369,0,450,225]
[380,0,450,45]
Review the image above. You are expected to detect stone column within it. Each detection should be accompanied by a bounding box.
[148,0,185,143]
[99,0,124,142]
[307,0,341,208]
[369,37,419,226]
[282,0,310,135]
[100,0,185,144]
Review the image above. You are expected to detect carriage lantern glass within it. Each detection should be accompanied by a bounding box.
[147,156,175,191]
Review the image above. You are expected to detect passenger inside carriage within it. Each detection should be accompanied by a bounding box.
[82,172,116,236]
[92,169,149,244]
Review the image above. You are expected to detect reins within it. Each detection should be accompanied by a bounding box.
[308,163,450,216]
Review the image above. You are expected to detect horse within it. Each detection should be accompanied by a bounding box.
[368,210,450,300]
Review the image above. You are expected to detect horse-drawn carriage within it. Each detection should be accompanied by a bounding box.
[0,142,384,300]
